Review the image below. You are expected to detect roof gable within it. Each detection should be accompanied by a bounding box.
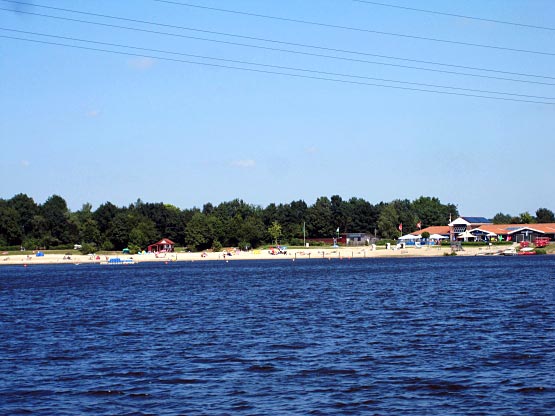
[449,216,491,226]
[449,217,470,226]
[152,238,175,245]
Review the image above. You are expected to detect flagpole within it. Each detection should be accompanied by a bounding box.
[303,221,306,247]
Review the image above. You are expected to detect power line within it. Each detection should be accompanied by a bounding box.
[351,0,555,32]
[3,0,555,56]
[1,6,554,87]
[151,0,555,57]
[3,27,553,101]
[5,0,545,81]
[2,35,554,106]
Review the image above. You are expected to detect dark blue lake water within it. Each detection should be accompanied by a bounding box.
[1,256,554,415]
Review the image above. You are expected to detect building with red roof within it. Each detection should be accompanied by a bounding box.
[147,238,175,253]
[412,218,555,244]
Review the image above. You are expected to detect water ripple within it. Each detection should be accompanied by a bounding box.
[1,256,554,415]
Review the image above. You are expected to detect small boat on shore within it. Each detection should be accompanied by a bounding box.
[101,258,135,265]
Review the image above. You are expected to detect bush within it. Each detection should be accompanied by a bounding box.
[0,245,23,252]
[100,240,114,251]
[80,243,97,255]
[52,244,74,250]
[238,241,250,251]
[128,244,141,254]
[534,249,547,255]
[23,238,40,250]
[212,240,223,252]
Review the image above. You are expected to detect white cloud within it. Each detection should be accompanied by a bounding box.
[86,110,101,118]
[128,57,156,70]
[305,146,319,154]
[231,159,256,168]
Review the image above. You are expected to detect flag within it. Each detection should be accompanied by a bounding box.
[398,223,403,232]
[416,221,422,229]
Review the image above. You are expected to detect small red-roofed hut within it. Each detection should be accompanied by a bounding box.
[148,238,175,253]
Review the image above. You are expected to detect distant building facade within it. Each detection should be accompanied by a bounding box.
[449,217,492,241]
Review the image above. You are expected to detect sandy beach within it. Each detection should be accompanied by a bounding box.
[0,245,527,266]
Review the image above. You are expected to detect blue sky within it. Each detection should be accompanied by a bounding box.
[1,0,554,217]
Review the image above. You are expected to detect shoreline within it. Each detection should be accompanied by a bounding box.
[1,245,543,266]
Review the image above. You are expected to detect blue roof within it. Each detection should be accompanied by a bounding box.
[462,216,491,224]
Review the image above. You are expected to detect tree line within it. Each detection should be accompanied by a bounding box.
[0,193,551,252]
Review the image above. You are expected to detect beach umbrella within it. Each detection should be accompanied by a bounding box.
[457,230,476,241]
[399,234,420,240]
[429,234,448,239]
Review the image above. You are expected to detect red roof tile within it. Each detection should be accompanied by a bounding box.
[413,226,450,236]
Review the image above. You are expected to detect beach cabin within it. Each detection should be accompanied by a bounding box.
[345,233,375,246]
[147,238,175,253]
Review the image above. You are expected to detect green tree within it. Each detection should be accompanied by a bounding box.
[238,215,266,248]
[79,218,101,245]
[163,204,186,243]
[129,218,159,249]
[306,197,334,237]
[518,212,536,224]
[0,200,22,246]
[93,202,121,236]
[393,199,417,234]
[41,195,77,245]
[207,214,225,246]
[412,196,454,227]
[331,195,350,233]
[492,212,512,224]
[72,203,101,245]
[8,193,38,240]
[184,212,211,251]
[202,202,214,215]
[107,212,132,249]
[268,221,282,245]
[536,208,555,223]
[346,197,378,233]
[377,203,400,239]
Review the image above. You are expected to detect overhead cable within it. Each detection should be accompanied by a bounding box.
[2,35,554,106]
[351,0,555,32]
[1,7,554,87]
[2,0,554,56]
[2,27,553,101]
[150,0,555,57]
